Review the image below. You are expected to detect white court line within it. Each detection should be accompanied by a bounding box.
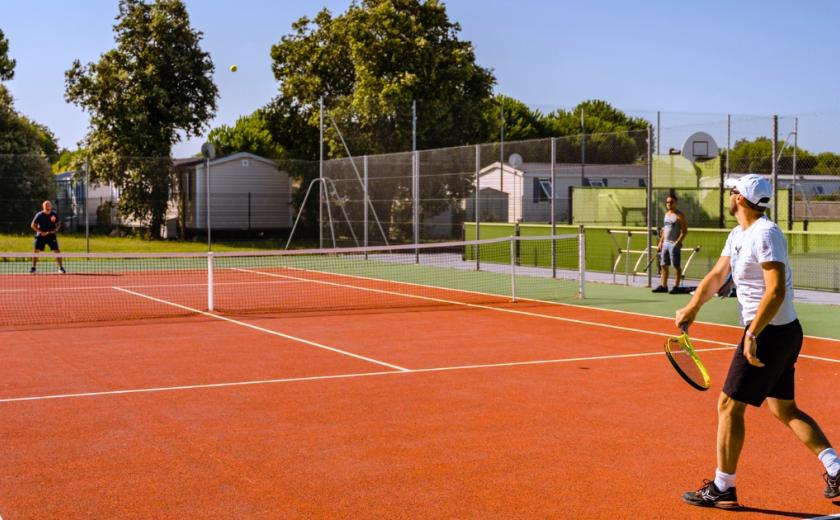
[232,266,840,344]
[804,515,840,520]
[233,268,739,345]
[112,287,409,372]
[0,279,298,294]
[0,345,736,403]
[234,268,839,365]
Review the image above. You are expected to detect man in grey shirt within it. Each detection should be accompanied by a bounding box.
[652,194,688,294]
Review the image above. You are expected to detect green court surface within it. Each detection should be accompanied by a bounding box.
[577,280,840,340]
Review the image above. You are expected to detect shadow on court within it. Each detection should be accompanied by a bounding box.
[737,505,838,518]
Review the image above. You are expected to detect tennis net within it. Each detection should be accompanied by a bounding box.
[0,234,584,328]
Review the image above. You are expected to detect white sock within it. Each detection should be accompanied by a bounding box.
[819,447,840,477]
[714,468,736,492]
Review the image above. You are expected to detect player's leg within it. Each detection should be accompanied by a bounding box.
[673,245,683,288]
[49,236,65,273]
[717,393,747,475]
[31,236,44,273]
[653,248,670,292]
[767,398,831,454]
[681,391,744,509]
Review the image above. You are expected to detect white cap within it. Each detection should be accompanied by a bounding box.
[724,174,772,208]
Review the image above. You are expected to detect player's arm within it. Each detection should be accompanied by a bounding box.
[675,255,731,328]
[31,218,40,235]
[674,212,688,245]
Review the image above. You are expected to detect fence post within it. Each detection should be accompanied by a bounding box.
[578,224,586,299]
[475,144,480,272]
[646,125,653,288]
[207,251,214,311]
[551,137,556,278]
[510,236,516,302]
[248,192,251,232]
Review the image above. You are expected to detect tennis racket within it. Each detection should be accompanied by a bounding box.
[716,273,736,298]
[664,324,711,391]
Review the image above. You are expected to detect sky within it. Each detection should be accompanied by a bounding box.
[3,0,840,157]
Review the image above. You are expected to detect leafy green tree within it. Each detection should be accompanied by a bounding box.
[65,0,217,237]
[207,112,285,159]
[270,0,494,156]
[484,95,546,142]
[269,0,495,239]
[0,28,15,81]
[0,91,57,232]
[0,30,57,232]
[814,152,840,175]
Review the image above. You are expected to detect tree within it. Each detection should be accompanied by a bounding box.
[207,112,285,159]
[0,30,57,232]
[270,0,494,156]
[0,92,57,232]
[65,0,217,237]
[0,28,15,81]
[483,95,546,142]
[269,0,495,240]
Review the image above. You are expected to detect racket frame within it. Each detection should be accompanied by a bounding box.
[664,325,712,391]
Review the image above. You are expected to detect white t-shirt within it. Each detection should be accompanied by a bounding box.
[721,216,797,326]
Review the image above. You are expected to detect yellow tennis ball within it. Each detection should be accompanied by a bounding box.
[229,65,238,72]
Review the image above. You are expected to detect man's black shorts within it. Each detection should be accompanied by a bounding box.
[723,319,803,407]
[33,234,59,251]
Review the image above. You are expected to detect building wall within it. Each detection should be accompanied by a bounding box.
[193,156,291,230]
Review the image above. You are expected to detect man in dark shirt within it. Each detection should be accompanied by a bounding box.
[30,200,65,274]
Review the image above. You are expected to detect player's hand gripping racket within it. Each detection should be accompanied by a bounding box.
[665,324,711,391]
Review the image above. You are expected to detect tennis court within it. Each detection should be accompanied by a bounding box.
[1,238,839,519]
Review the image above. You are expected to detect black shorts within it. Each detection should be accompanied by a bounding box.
[34,234,59,251]
[723,319,803,407]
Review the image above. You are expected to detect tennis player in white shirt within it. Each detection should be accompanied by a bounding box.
[675,174,839,509]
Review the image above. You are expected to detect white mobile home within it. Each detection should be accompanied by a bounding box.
[176,153,292,232]
[468,161,647,223]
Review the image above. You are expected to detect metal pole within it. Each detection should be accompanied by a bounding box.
[773,115,779,222]
[363,155,369,256]
[551,137,556,278]
[580,109,586,186]
[726,114,731,175]
[206,156,211,251]
[646,125,653,288]
[510,236,516,302]
[207,252,214,311]
[84,159,90,254]
[319,97,324,249]
[791,117,798,231]
[656,111,661,156]
[578,224,586,299]
[475,144,481,271]
[500,104,505,194]
[413,100,419,263]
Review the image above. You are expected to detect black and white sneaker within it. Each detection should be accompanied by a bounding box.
[30,266,36,274]
[825,471,840,499]
[58,266,66,274]
[682,480,739,509]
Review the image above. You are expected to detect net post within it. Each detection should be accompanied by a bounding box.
[578,224,586,299]
[207,251,214,312]
[510,236,516,302]
[551,137,557,279]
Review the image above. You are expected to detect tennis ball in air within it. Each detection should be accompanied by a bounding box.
[229,65,238,72]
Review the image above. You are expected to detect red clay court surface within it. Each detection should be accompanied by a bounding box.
[1,277,839,518]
